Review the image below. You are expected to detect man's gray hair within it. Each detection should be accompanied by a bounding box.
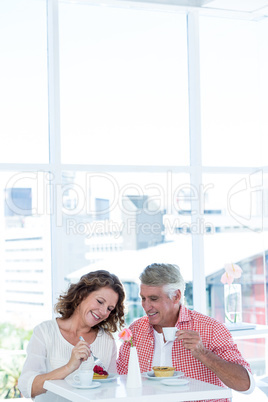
[139,263,185,301]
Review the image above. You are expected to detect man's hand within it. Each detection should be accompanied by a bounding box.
[176,330,208,359]
[176,329,250,392]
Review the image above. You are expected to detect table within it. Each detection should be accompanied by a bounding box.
[44,374,232,402]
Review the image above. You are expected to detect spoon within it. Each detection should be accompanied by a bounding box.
[79,336,105,368]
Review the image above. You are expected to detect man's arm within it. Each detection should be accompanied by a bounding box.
[194,347,250,391]
[177,330,250,391]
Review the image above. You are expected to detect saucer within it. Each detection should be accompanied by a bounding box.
[161,379,189,386]
[93,374,118,382]
[69,381,101,389]
[143,371,184,381]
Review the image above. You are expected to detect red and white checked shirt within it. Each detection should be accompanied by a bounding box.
[116,305,251,402]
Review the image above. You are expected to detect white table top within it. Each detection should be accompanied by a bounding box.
[44,374,232,402]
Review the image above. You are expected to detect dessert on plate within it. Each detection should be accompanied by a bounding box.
[152,366,175,377]
[93,365,108,379]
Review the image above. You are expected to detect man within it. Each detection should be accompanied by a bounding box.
[117,263,254,399]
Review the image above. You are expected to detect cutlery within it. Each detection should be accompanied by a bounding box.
[79,336,106,369]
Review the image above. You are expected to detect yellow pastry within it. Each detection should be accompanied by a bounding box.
[152,366,175,377]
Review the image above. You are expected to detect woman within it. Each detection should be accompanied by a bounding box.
[18,270,125,401]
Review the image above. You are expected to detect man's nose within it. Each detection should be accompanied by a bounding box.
[143,299,151,310]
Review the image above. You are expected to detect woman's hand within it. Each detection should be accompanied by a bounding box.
[31,339,91,398]
[66,339,91,372]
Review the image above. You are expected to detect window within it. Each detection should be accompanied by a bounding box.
[59,3,189,166]
[60,170,193,314]
[0,0,48,163]
[200,17,268,374]
[1,1,268,397]
[200,17,263,167]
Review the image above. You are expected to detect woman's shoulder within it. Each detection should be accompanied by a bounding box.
[33,318,59,336]
[93,328,116,355]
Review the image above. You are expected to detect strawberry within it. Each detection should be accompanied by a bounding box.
[93,365,108,376]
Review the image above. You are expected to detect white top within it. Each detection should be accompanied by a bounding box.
[152,329,173,366]
[18,319,117,401]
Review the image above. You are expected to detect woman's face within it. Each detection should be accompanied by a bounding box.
[78,286,119,327]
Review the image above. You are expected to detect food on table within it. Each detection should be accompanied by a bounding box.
[152,366,175,377]
[93,365,108,379]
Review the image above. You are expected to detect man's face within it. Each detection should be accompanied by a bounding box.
[140,284,181,330]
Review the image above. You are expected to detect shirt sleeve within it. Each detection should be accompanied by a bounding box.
[18,325,48,398]
[116,339,131,374]
[210,321,252,372]
[107,338,118,374]
[208,320,254,392]
[116,322,136,375]
[240,368,255,394]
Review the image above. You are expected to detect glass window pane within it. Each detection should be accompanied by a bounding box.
[0,171,52,397]
[59,4,189,166]
[203,172,266,375]
[60,171,192,322]
[1,171,52,326]
[200,17,263,167]
[0,0,49,163]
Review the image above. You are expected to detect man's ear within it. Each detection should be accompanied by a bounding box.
[173,289,181,304]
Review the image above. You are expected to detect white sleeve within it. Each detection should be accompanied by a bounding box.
[18,325,48,398]
[107,339,117,374]
[239,368,255,394]
[92,331,118,374]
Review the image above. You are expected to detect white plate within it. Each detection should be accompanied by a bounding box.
[143,371,184,380]
[68,381,101,389]
[161,379,189,386]
[93,374,118,382]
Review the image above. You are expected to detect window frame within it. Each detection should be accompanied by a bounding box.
[0,0,267,320]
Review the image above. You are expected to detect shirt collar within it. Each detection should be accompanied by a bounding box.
[176,304,191,326]
[146,304,191,332]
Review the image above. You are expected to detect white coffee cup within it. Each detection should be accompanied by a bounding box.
[162,327,177,341]
[73,369,93,386]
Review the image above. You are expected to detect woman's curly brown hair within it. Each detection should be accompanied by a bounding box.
[55,270,125,332]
